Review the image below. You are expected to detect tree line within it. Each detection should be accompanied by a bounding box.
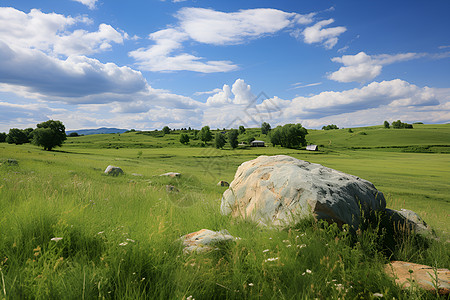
[1,120,66,151]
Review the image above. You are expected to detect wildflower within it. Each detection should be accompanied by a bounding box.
[119,242,128,246]
[286,244,291,248]
[51,237,63,242]
[186,296,194,300]
[248,283,254,287]
[282,240,289,243]
[262,249,270,253]
[126,238,135,243]
[302,269,312,276]
[97,231,104,235]
[264,257,279,262]
[297,244,306,248]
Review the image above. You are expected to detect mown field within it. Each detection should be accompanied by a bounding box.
[0,124,449,299]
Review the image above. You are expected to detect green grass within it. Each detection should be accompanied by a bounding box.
[0,124,449,299]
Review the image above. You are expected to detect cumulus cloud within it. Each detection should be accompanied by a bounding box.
[0,41,147,99]
[130,7,320,73]
[328,52,426,83]
[0,7,125,57]
[300,19,346,49]
[72,0,98,10]
[206,79,254,106]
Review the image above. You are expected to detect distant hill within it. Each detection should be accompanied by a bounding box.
[66,127,129,135]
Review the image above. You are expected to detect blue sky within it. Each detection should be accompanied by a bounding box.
[0,0,449,131]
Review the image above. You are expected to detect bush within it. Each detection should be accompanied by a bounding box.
[162,126,171,134]
[0,132,7,142]
[383,121,390,129]
[179,133,190,145]
[392,120,413,129]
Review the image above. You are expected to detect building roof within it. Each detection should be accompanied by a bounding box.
[251,140,265,143]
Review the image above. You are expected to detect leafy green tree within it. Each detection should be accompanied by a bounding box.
[179,133,190,145]
[198,126,212,144]
[69,132,80,137]
[228,129,239,149]
[392,120,413,129]
[6,128,29,145]
[261,122,271,135]
[239,125,246,134]
[32,120,66,151]
[247,135,256,144]
[383,121,390,129]
[322,124,339,130]
[270,123,308,149]
[0,132,6,143]
[162,126,171,134]
[214,132,226,149]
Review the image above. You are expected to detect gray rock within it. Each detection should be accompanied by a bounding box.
[104,165,124,176]
[221,155,386,228]
[385,208,432,235]
[180,229,237,254]
[160,172,181,178]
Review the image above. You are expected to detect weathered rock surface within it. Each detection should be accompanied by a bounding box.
[385,261,449,295]
[385,208,432,235]
[180,229,236,254]
[217,181,230,187]
[221,155,386,228]
[160,172,181,178]
[104,165,124,176]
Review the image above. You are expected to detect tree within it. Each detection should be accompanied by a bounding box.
[162,126,171,134]
[0,132,7,143]
[239,125,246,134]
[68,132,80,137]
[383,121,390,129]
[198,126,212,144]
[6,128,29,145]
[270,123,308,149]
[214,132,226,149]
[392,120,413,129]
[247,135,256,144]
[179,133,190,145]
[322,124,339,130]
[261,122,271,135]
[228,129,239,149]
[32,120,67,151]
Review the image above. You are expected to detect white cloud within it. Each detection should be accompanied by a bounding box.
[72,0,98,10]
[129,7,319,73]
[301,19,346,49]
[0,7,125,57]
[206,79,254,106]
[193,88,223,96]
[328,52,426,83]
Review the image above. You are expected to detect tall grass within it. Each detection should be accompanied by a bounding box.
[0,136,449,299]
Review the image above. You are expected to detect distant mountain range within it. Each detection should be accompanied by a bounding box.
[66,127,129,135]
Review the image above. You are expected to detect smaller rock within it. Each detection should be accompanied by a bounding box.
[385,261,449,295]
[217,180,230,187]
[104,165,124,176]
[160,172,181,178]
[385,208,432,235]
[180,229,237,254]
[166,185,179,193]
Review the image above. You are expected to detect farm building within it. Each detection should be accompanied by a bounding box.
[306,145,319,151]
[251,140,265,147]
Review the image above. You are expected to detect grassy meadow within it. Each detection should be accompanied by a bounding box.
[0,124,449,299]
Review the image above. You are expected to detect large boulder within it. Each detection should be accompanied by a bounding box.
[220,155,386,228]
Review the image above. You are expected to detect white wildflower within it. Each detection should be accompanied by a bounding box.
[264,257,279,262]
[248,283,254,287]
[119,242,128,246]
[306,269,312,274]
[282,240,289,243]
[186,296,194,300]
[97,231,104,235]
[262,249,270,253]
[51,237,63,242]
[126,238,135,243]
[297,244,306,248]
[286,244,291,248]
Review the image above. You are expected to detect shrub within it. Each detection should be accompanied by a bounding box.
[228,129,239,149]
[214,132,226,149]
[179,133,190,145]
[322,124,339,130]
